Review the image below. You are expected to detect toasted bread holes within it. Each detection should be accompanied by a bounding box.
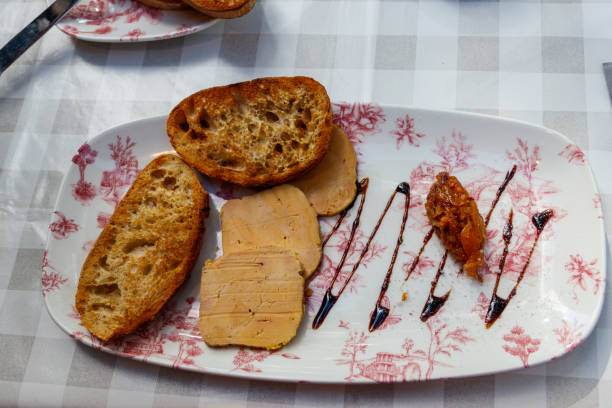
[175,110,189,132]
[92,283,120,296]
[151,169,166,179]
[163,177,177,190]
[266,111,279,122]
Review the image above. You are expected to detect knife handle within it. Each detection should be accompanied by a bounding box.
[0,0,78,75]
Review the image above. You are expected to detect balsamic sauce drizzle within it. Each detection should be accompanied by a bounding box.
[322,179,369,248]
[415,165,518,320]
[368,183,411,332]
[404,227,435,281]
[313,181,410,329]
[420,251,450,321]
[312,178,369,329]
[484,165,518,228]
[484,208,554,328]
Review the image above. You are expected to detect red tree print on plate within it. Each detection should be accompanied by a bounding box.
[70,297,205,368]
[471,292,489,321]
[99,135,140,209]
[72,142,98,204]
[553,319,584,353]
[335,317,474,382]
[232,349,301,373]
[49,211,80,240]
[392,114,425,149]
[502,326,540,368]
[122,297,204,368]
[332,102,386,157]
[565,254,602,302]
[62,25,114,36]
[121,28,146,41]
[594,194,603,219]
[41,250,68,296]
[434,131,475,173]
[82,240,96,252]
[558,144,585,165]
[481,138,563,280]
[401,250,435,279]
[97,212,111,229]
[66,0,163,28]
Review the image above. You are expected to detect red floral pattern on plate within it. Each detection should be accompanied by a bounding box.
[335,317,474,382]
[71,143,98,204]
[471,292,489,321]
[594,193,603,219]
[401,249,435,279]
[49,211,80,240]
[96,136,140,224]
[232,349,301,373]
[64,0,163,38]
[553,319,584,352]
[332,102,386,157]
[482,138,564,280]
[502,326,540,368]
[41,250,68,296]
[565,254,602,302]
[558,144,586,165]
[121,28,146,41]
[392,114,425,149]
[70,297,206,368]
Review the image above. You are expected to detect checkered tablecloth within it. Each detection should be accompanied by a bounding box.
[1,0,611,406]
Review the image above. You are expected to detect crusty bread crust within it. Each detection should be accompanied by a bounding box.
[75,154,209,341]
[136,0,187,9]
[167,76,332,187]
[185,0,255,18]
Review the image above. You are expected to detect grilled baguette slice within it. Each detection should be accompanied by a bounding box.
[167,76,332,187]
[183,0,256,18]
[75,154,209,341]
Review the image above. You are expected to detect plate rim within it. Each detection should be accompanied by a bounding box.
[43,106,608,383]
[52,0,219,43]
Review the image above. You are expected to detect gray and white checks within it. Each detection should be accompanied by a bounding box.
[1,0,611,406]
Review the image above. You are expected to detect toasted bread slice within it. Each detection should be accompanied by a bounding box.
[136,0,186,9]
[184,0,255,18]
[75,154,210,341]
[291,125,357,216]
[220,184,322,278]
[167,76,332,187]
[200,247,304,350]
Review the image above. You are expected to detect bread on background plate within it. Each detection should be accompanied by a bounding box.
[183,0,256,18]
[166,76,332,188]
[75,154,209,341]
[135,0,187,9]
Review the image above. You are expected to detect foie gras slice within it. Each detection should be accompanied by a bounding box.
[199,247,305,350]
[291,125,357,216]
[221,184,321,278]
